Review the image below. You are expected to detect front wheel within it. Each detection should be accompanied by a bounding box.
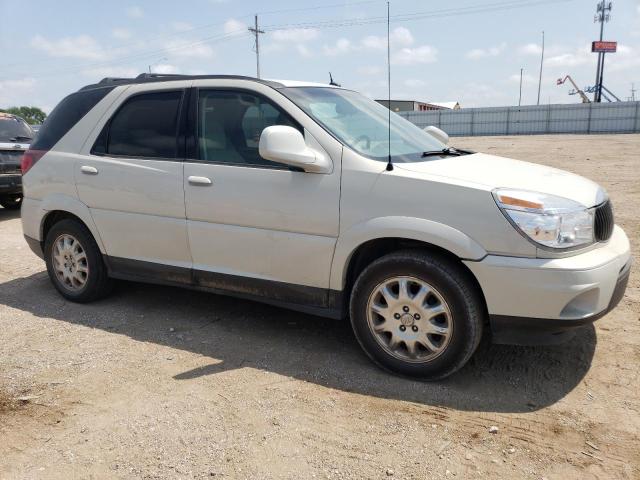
[0,195,23,210]
[349,250,485,380]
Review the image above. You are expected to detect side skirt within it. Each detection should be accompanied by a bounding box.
[104,256,345,320]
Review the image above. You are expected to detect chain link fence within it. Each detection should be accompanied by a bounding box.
[399,101,640,136]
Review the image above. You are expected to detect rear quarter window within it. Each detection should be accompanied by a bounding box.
[30,86,114,150]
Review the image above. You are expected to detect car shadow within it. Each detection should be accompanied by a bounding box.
[0,208,20,221]
[0,271,597,413]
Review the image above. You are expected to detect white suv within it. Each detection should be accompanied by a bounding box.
[21,74,631,379]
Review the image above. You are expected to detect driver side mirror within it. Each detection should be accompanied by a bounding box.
[424,126,449,145]
[259,126,331,173]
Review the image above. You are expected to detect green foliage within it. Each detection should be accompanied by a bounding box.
[0,106,47,125]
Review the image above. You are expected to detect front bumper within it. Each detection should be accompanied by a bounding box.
[464,225,632,345]
[0,173,22,196]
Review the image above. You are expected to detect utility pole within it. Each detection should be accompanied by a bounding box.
[594,1,612,102]
[248,15,265,78]
[519,68,523,106]
[631,83,637,102]
[537,31,544,105]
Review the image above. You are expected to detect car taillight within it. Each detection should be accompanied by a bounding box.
[21,149,47,175]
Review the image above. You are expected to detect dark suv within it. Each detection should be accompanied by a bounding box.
[0,112,33,210]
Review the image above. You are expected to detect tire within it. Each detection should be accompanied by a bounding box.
[349,250,485,380]
[44,218,113,302]
[0,195,23,210]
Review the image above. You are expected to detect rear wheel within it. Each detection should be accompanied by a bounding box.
[349,250,484,380]
[0,195,22,210]
[44,219,113,302]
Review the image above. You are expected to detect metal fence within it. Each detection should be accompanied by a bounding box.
[399,101,640,136]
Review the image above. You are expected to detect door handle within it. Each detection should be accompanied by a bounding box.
[188,176,212,186]
[80,165,99,175]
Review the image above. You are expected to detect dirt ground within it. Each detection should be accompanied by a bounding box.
[0,134,638,480]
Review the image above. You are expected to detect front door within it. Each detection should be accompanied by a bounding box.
[183,87,341,307]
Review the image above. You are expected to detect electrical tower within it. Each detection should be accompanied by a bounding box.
[248,15,265,79]
[593,1,612,102]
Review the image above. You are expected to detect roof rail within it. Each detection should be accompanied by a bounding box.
[80,74,284,92]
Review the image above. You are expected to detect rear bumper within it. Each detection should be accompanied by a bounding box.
[464,225,632,345]
[0,174,22,196]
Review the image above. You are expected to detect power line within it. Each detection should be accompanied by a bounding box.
[2,0,573,82]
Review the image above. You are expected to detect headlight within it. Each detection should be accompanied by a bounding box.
[493,189,594,249]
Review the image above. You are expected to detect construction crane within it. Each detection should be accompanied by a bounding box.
[557,75,591,103]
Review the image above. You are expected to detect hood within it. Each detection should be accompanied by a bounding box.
[396,152,605,208]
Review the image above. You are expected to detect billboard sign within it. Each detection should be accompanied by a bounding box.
[592,41,617,53]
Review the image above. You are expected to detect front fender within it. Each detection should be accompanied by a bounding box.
[37,194,106,253]
[330,216,487,290]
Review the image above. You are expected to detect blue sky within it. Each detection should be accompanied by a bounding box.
[1,0,640,112]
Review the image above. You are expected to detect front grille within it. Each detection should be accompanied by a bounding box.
[0,150,23,174]
[594,200,614,242]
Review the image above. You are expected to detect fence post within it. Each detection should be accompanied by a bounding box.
[505,107,511,135]
[545,104,552,134]
[438,110,442,129]
[470,108,475,136]
[587,102,593,134]
[635,101,640,133]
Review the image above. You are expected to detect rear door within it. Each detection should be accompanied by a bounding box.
[76,82,191,279]
[183,80,342,308]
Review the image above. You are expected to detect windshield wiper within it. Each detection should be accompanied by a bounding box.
[9,135,32,142]
[421,147,474,158]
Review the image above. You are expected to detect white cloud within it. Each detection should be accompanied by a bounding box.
[404,78,427,88]
[171,22,193,32]
[223,18,247,35]
[362,27,414,50]
[271,28,319,43]
[31,35,107,60]
[112,28,132,40]
[466,43,506,60]
[126,6,144,18]
[508,73,537,85]
[296,44,312,57]
[82,66,138,79]
[152,64,179,74]
[546,45,591,67]
[323,38,352,56]
[519,43,542,56]
[164,39,214,58]
[393,45,437,65]
[357,65,382,76]
[0,78,37,108]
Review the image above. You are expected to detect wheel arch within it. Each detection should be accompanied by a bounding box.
[331,217,489,316]
[38,195,105,254]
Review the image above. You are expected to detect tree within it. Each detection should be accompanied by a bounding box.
[0,106,47,125]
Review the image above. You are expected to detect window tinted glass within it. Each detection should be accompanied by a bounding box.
[31,86,114,150]
[107,91,182,158]
[0,116,34,142]
[198,90,300,167]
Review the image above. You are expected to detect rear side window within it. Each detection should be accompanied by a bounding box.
[97,91,182,159]
[30,87,114,150]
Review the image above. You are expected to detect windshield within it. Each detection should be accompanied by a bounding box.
[0,116,34,143]
[281,87,445,162]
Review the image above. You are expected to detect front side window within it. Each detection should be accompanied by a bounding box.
[281,87,445,163]
[197,90,300,168]
[101,90,182,159]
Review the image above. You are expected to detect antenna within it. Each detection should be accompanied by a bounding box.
[329,72,341,87]
[385,1,393,172]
